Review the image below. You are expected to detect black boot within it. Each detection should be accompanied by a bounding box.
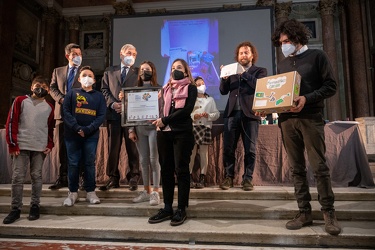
[195,174,205,189]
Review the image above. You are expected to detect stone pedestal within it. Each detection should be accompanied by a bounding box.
[355,117,375,155]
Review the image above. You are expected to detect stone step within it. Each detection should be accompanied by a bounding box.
[0,196,374,221]
[0,214,374,249]
[0,184,374,201]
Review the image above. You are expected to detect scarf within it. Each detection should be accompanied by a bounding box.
[163,77,190,117]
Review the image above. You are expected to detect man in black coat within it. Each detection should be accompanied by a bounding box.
[219,41,267,191]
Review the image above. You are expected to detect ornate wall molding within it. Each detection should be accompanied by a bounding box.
[291,2,318,17]
[275,1,292,20]
[113,1,135,15]
[318,0,338,16]
[256,0,275,7]
[67,16,81,30]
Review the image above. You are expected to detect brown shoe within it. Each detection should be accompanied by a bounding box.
[286,210,313,230]
[242,179,253,191]
[323,209,341,235]
[219,177,233,190]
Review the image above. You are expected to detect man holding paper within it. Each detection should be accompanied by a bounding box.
[219,41,267,191]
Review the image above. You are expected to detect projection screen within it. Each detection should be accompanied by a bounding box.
[112,7,275,111]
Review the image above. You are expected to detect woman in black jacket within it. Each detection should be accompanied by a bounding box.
[148,58,197,226]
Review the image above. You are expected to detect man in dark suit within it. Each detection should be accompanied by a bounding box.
[100,43,140,191]
[219,41,267,191]
[49,43,83,189]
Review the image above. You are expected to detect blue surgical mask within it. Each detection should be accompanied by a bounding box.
[72,56,82,66]
[281,44,296,57]
[123,56,135,66]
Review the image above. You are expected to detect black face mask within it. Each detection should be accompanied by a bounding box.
[141,70,153,81]
[33,88,48,98]
[172,70,185,80]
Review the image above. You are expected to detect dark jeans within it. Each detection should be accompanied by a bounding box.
[157,130,194,209]
[65,136,98,192]
[106,120,140,181]
[279,113,335,211]
[223,110,259,180]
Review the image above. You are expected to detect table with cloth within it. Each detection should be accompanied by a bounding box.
[0,123,373,188]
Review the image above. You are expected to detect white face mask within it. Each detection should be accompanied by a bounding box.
[197,85,206,94]
[281,44,296,57]
[72,56,82,66]
[81,76,94,88]
[123,56,135,66]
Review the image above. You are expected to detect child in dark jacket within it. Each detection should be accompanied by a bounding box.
[62,66,106,206]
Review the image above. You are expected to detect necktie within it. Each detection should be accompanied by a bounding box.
[121,67,127,83]
[67,67,76,93]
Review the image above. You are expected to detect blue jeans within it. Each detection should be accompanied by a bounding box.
[223,110,259,180]
[65,136,98,192]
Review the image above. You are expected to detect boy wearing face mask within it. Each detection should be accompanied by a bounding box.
[100,43,141,192]
[3,77,54,224]
[189,76,219,189]
[62,66,106,207]
[271,19,340,235]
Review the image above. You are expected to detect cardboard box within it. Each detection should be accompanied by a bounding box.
[252,71,301,114]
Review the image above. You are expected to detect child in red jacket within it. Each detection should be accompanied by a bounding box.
[3,76,54,224]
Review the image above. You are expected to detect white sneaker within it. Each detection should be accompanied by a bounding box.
[63,192,78,207]
[132,190,150,203]
[149,191,160,206]
[86,191,101,204]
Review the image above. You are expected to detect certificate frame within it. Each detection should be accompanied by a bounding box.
[121,86,161,127]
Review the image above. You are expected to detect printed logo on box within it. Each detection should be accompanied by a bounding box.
[266,76,287,89]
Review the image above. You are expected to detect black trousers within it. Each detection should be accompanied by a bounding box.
[106,120,140,181]
[56,120,68,177]
[279,113,335,211]
[157,130,194,209]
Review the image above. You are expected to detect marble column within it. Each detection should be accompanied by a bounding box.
[0,0,17,126]
[319,0,342,121]
[42,8,59,78]
[274,1,292,64]
[67,16,80,44]
[345,0,370,118]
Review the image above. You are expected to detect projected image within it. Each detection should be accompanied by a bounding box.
[161,18,221,99]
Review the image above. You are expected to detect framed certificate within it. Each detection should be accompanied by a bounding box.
[121,86,161,127]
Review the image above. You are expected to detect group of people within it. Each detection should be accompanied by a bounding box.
[3,19,341,235]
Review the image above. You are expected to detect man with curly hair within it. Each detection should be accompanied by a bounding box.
[271,19,341,235]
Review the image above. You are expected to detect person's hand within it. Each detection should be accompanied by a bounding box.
[152,118,165,128]
[113,102,122,113]
[201,112,209,118]
[78,129,85,137]
[129,131,137,142]
[118,91,124,101]
[194,114,201,120]
[290,96,306,113]
[43,148,52,154]
[10,150,20,156]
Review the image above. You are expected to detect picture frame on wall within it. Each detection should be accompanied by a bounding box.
[82,31,105,50]
[14,6,40,64]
